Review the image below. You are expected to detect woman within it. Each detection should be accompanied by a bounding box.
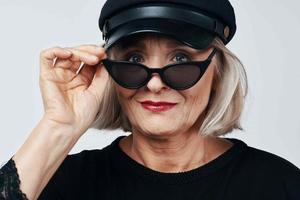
[1,0,300,199]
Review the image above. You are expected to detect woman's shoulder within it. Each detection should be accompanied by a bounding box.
[228,138,300,175]
[39,138,121,198]
[60,136,124,174]
[226,138,300,199]
[244,144,300,176]
[63,142,113,171]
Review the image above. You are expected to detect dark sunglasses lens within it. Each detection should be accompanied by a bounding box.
[164,64,203,89]
[110,63,148,88]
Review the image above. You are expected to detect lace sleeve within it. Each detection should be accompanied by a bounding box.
[0,158,29,200]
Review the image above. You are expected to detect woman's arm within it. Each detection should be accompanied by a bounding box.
[12,116,80,200]
[1,45,108,200]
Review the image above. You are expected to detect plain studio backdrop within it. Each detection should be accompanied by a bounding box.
[0,0,299,167]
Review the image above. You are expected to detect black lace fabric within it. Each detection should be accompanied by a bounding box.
[0,158,28,200]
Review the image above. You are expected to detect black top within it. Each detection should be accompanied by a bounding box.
[39,135,300,200]
[1,135,300,200]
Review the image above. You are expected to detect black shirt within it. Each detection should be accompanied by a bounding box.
[35,135,300,200]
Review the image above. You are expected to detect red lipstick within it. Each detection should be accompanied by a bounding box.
[140,101,177,112]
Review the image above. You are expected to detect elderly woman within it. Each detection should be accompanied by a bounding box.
[1,0,300,199]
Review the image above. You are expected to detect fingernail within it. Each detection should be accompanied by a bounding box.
[64,49,72,55]
[91,56,99,62]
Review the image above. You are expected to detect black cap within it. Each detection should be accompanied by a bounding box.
[99,0,236,50]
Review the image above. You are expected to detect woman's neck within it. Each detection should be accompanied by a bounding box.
[119,130,233,173]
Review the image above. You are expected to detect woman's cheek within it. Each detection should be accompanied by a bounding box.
[180,80,212,123]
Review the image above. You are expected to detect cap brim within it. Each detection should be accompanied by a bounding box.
[103,19,215,51]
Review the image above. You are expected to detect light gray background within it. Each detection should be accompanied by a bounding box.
[0,0,299,167]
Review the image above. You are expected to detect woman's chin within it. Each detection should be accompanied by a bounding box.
[144,130,177,139]
[137,121,181,137]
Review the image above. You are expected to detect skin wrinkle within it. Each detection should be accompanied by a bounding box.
[111,33,233,173]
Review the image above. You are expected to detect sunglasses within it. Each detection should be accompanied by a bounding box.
[101,48,217,90]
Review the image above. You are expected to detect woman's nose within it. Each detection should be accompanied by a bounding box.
[144,58,170,92]
[146,73,170,93]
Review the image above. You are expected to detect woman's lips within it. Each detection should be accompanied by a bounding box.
[140,101,177,112]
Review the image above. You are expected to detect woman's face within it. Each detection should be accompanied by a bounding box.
[111,33,216,138]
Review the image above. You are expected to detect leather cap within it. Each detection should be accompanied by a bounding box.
[99,0,236,50]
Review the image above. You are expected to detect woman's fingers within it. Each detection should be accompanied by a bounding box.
[70,46,107,84]
[75,63,98,85]
[40,45,107,85]
[64,48,100,65]
[53,59,74,69]
[68,45,107,75]
[88,63,109,98]
[73,44,106,57]
[41,45,104,68]
[53,46,106,70]
[40,47,72,72]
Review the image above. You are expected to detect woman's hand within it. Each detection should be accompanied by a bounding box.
[39,44,109,136]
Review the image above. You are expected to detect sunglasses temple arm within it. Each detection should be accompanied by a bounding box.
[208,48,217,60]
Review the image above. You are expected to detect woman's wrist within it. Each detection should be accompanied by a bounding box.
[41,114,87,140]
[12,116,83,200]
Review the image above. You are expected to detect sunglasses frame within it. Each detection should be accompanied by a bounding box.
[101,48,217,90]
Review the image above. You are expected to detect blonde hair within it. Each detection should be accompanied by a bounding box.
[90,37,248,137]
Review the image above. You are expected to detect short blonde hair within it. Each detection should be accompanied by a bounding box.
[90,37,248,137]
